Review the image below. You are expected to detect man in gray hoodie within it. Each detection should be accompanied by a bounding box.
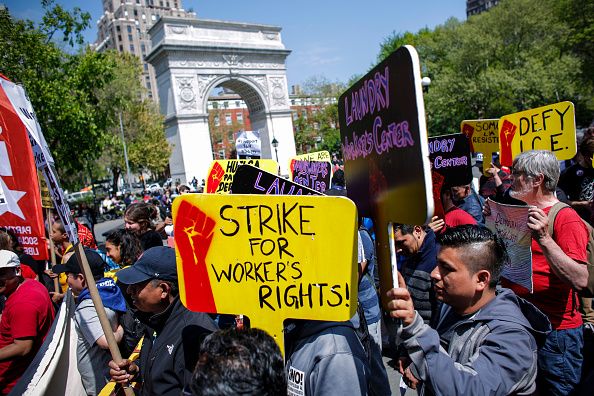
[388,225,551,395]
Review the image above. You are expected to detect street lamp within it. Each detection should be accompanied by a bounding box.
[421,76,431,93]
[271,136,279,163]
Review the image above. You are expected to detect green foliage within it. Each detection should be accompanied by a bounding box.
[376,0,593,134]
[293,77,343,155]
[0,6,169,191]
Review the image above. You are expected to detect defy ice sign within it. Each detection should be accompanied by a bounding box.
[338,46,432,223]
[428,133,473,187]
[173,194,357,353]
[498,102,576,167]
[232,165,322,196]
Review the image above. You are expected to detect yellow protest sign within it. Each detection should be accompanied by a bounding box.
[461,119,499,175]
[498,102,576,167]
[172,194,358,353]
[37,171,53,209]
[291,150,331,162]
[205,159,278,194]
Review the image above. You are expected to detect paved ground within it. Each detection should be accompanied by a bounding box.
[384,355,417,395]
[93,218,124,244]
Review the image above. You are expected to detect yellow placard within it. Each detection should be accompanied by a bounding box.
[205,159,278,194]
[292,150,331,162]
[461,119,499,175]
[498,102,576,167]
[38,171,53,208]
[172,194,358,354]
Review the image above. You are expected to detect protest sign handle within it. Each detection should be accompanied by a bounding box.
[73,244,134,396]
[387,223,399,288]
[46,208,59,293]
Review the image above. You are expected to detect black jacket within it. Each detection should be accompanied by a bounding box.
[135,297,218,395]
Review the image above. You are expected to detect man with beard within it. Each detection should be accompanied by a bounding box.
[500,150,589,395]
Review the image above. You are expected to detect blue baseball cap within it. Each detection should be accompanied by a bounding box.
[116,246,178,284]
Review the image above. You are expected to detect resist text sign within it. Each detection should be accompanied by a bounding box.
[173,194,358,352]
[498,102,576,166]
[461,119,499,175]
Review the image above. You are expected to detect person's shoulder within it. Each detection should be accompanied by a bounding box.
[556,204,588,227]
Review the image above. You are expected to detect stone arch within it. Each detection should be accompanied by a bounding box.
[146,16,297,184]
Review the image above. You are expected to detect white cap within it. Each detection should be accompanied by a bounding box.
[0,250,20,269]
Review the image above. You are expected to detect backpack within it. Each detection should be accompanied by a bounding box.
[548,202,594,324]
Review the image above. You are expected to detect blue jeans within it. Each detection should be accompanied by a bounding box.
[537,326,583,396]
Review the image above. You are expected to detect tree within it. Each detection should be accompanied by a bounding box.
[94,52,170,192]
[293,76,343,155]
[0,5,116,189]
[377,0,593,134]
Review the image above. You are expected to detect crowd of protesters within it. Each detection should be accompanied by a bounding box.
[1,136,594,395]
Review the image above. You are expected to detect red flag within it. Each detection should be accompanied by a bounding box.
[0,77,48,260]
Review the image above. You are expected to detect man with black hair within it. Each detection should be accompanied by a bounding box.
[188,328,286,396]
[393,224,439,325]
[53,249,126,396]
[108,246,218,395]
[388,225,551,395]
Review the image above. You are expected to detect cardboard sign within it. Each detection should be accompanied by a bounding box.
[485,199,532,292]
[232,165,322,196]
[338,46,432,221]
[205,159,278,194]
[38,171,53,209]
[236,130,261,159]
[292,150,331,162]
[290,160,332,193]
[173,194,358,353]
[428,133,473,188]
[498,102,576,167]
[338,45,433,308]
[461,119,499,175]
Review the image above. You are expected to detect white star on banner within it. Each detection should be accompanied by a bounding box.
[0,177,26,220]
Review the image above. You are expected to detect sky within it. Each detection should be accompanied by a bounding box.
[3,0,467,87]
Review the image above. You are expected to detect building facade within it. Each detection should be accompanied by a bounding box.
[94,0,195,101]
[466,0,500,17]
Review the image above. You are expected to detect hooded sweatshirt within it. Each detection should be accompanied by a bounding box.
[400,288,551,396]
[284,320,371,396]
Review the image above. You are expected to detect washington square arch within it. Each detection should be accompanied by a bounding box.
[145,16,297,183]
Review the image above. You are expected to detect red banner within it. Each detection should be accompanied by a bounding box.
[0,77,48,260]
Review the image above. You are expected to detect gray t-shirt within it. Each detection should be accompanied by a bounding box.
[74,299,120,396]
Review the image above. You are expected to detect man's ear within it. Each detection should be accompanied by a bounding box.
[531,173,545,188]
[475,269,491,291]
[158,281,171,298]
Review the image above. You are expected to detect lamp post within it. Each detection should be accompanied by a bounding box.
[421,76,431,93]
[271,136,279,163]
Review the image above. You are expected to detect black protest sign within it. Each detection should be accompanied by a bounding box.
[338,46,433,310]
[338,46,432,223]
[428,133,473,187]
[291,160,332,193]
[232,165,322,196]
